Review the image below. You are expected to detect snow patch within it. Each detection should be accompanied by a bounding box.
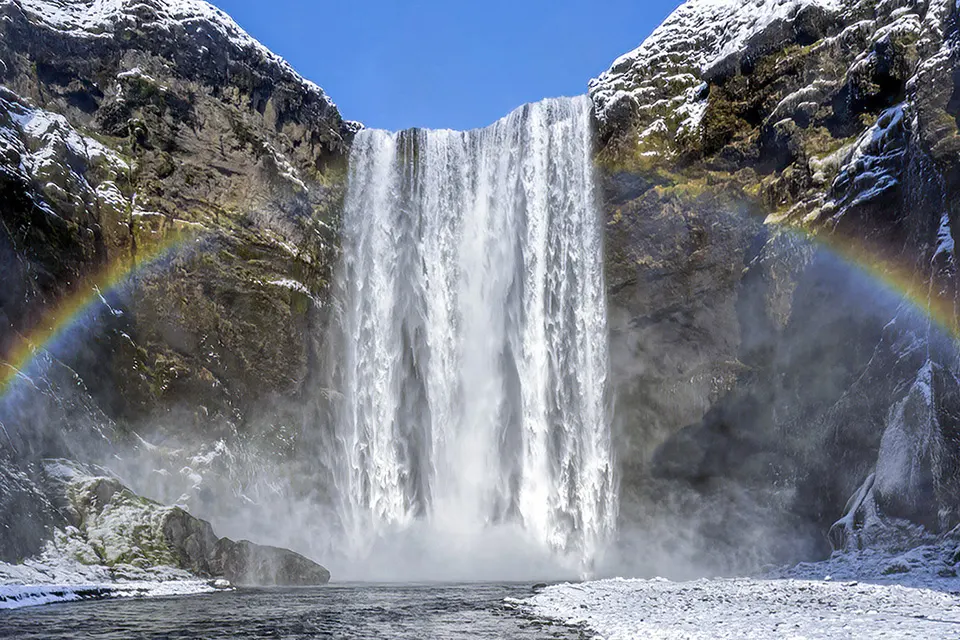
[116,66,157,83]
[513,572,960,639]
[0,580,218,610]
[268,278,310,295]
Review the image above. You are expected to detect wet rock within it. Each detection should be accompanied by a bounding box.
[161,508,220,576]
[212,539,330,587]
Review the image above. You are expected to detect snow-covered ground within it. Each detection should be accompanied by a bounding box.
[512,546,960,639]
[0,551,227,609]
[0,580,220,610]
[513,575,960,639]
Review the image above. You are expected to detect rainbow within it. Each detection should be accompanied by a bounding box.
[0,230,194,396]
[790,223,960,341]
[0,213,956,403]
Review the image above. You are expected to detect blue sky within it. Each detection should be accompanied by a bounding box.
[211,0,680,131]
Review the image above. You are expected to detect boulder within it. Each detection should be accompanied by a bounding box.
[42,463,330,585]
[212,538,330,586]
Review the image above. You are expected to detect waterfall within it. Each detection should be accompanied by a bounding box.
[328,96,616,576]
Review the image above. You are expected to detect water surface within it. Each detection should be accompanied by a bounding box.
[0,583,579,639]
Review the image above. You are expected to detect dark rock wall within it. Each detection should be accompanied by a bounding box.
[597,0,960,573]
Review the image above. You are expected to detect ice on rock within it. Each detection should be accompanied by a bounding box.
[827,359,960,553]
[934,211,954,262]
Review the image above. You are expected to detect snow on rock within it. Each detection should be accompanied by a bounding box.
[0,86,218,240]
[829,104,908,214]
[0,88,132,223]
[266,278,323,306]
[829,356,960,555]
[589,0,849,142]
[0,580,220,610]
[0,460,231,609]
[873,361,937,507]
[8,103,129,173]
[775,542,960,586]
[826,359,960,553]
[268,278,310,295]
[4,0,335,108]
[7,461,188,573]
[934,211,955,262]
[775,100,911,226]
[0,537,221,610]
[514,573,960,639]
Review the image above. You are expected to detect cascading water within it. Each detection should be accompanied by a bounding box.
[327,96,616,578]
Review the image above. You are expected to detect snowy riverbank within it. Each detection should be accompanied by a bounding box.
[0,552,227,609]
[0,580,221,609]
[513,576,960,639]
[511,547,960,639]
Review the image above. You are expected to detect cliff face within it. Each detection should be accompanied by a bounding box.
[0,0,352,427]
[0,0,351,561]
[595,0,960,572]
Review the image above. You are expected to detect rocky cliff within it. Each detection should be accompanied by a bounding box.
[1,459,330,587]
[594,0,960,574]
[0,0,352,434]
[0,0,350,571]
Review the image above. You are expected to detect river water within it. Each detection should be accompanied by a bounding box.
[0,583,579,639]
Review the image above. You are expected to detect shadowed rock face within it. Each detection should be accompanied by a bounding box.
[0,464,62,562]
[594,0,960,573]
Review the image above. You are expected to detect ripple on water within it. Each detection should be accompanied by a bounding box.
[0,583,581,640]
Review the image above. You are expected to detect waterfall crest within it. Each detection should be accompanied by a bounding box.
[328,96,616,576]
